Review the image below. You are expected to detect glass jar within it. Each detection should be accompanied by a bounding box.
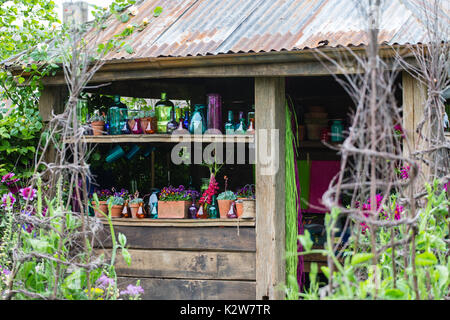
[108,107,121,135]
[206,93,222,132]
[331,119,344,142]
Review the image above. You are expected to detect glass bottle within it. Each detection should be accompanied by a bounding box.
[207,195,219,219]
[247,108,255,128]
[149,191,158,219]
[183,110,190,129]
[227,201,238,219]
[235,111,247,131]
[131,118,143,134]
[166,108,178,134]
[120,108,130,134]
[246,118,255,134]
[225,110,235,135]
[188,197,197,219]
[144,117,156,134]
[206,93,222,132]
[196,204,208,219]
[155,92,174,133]
[189,104,207,134]
[235,112,247,134]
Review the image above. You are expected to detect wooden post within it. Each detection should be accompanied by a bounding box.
[402,72,428,186]
[254,77,286,300]
[38,86,66,167]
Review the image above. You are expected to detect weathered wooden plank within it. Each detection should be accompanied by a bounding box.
[101,249,255,281]
[38,86,66,122]
[100,218,255,227]
[255,77,286,300]
[96,226,256,252]
[117,276,256,300]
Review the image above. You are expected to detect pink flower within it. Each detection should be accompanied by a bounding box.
[1,192,16,208]
[19,187,37,201]
[400,165,410,179]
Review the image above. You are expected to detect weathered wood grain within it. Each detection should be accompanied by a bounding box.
[102,249,255,280]
[99,218,255,227]
[255,77,286,300]
[95,225,256,252]
[117,276,256,300]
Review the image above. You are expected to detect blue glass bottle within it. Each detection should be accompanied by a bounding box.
[189,104,207,134]
[183,110,190,129]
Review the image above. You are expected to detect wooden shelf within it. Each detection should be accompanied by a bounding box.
[99,217,255,227]
[65,134,255,144]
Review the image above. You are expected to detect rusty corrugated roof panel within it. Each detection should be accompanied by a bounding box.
[3,0,449,66]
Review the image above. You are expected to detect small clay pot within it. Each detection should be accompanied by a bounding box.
[217,199,233,219]
[94,200,108,218]
[110,205,123,218]
[91,121,105,136]
[129,203,141,218]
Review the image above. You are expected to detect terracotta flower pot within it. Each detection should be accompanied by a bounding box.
[129,203,142,218]
[158,201,190,219]
[94,200,108,218]
[217,199,233,219]
[91,121,105,136]
[110,205,123,218]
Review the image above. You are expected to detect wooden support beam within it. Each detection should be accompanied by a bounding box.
[255,77,286,300]
[38,86,66,122]
[402,72,428,187]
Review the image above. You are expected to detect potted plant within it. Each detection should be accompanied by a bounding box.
[107,195,124,218]
[217,190,237,219]
[92,189,112,217]
[91,111,105,136]
[129,196,144,218]
[235,184,255,218]
[158,185,200,219]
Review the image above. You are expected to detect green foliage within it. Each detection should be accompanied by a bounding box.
[217,190,237,200]
[297,181,450,300]
[0,107,42,181]
[0,178,139,299]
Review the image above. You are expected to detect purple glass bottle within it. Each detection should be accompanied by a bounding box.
[206,93,222,133]
[188,197,198,219]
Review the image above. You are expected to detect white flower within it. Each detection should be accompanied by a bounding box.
[126,24,133,30]
[51,22,59,30]
[129,7,138,16]
[142,17,149,25]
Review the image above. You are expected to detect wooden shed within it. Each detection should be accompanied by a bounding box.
[5,0,446,300]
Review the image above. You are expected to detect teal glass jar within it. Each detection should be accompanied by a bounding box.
[108,107,121,135]
[189,104,207,134]
[331,119,344,142]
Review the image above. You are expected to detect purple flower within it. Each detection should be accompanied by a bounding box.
[1,192,16,208]
[19,187,37,201]
[120,284,144,296]
[96,274,115,289]
[0,265,11,276]
[400,165,410,179]
[1,173,19,185]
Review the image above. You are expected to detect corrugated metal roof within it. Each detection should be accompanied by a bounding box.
[95,0,448,61]
[4,0,450,66]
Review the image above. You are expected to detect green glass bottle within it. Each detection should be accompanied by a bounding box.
[155,92,174,133]
[225,110,235,135]
[207,195,219,219]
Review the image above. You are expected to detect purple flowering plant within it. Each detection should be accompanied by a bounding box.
[236,184,255,199]
[120,282,144,299]
[94,189,113,201]
[159,185,200,201]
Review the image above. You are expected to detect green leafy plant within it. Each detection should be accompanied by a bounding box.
[217,190,237,200]
[296,181,450,300]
